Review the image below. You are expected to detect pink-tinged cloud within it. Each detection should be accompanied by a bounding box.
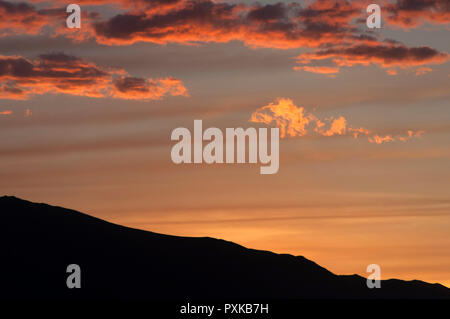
[0,53,188,100]
[0,109,12,115]
[250,98,425,144]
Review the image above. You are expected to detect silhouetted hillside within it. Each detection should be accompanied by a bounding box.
[1,196,449,299]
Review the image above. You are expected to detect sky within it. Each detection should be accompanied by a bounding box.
[0,0,449,287]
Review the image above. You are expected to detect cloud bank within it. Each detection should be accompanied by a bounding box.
[0,52,188,100]
[3,0,447,76]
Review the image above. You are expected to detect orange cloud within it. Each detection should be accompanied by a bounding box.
[348,127,371,139]
[0,53,188,100]
[0,0,64,36]
[34,0,449,32]
[3,1,447,76]
[368,134,395,144]
[369,129,425,144]
[386,69,398,76]
[386,0,450,28]
[415,67,433,76]
[6,0,364,49]
[296,44,448,75]
[249,98,314,138]
[250,98,350,138]
[90,0,366,48]
[250,98,425,145]
[0,109,12,115]
[316,116,347,136]
[294,66,340,75]
[29,0,185,11]
[111,76,188,100]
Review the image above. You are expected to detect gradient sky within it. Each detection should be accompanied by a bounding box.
[1,0,449,287]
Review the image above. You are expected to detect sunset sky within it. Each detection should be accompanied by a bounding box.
[1,0,449,287]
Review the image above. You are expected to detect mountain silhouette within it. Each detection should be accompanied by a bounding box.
[1,195,449,300]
